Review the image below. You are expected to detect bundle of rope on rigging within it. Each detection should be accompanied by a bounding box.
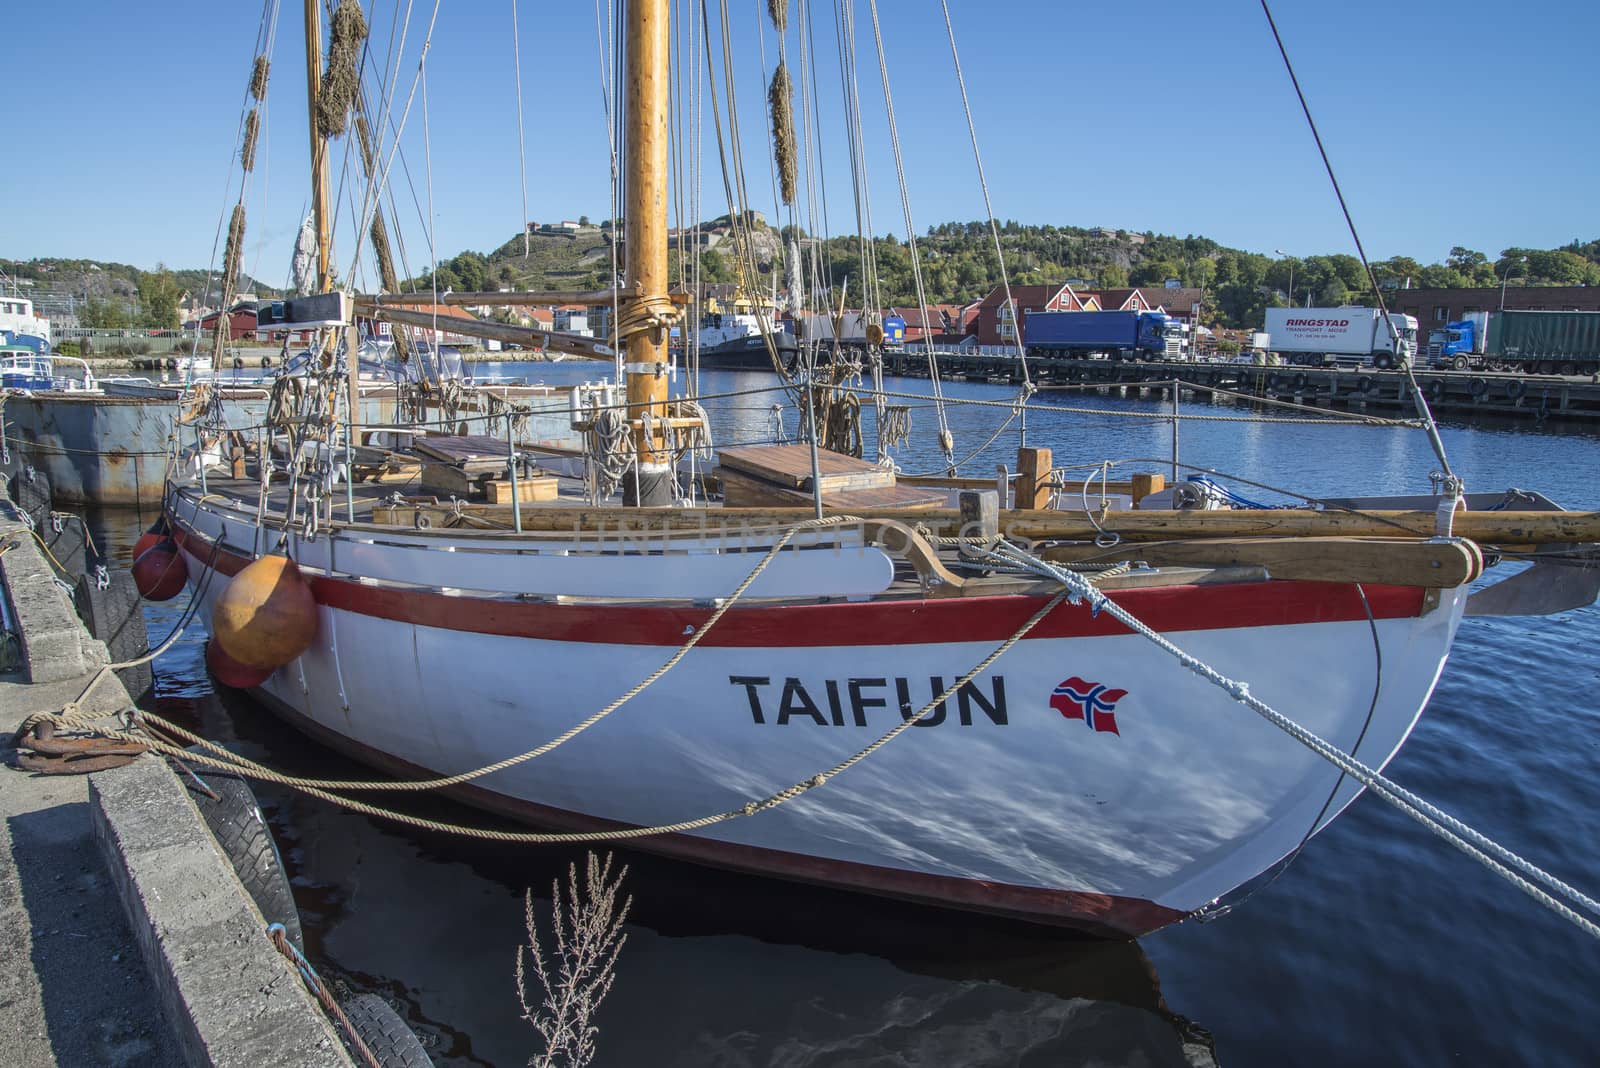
[250,55,270,100]
[881,404,912,449]
[241,110,261,172]
[318,0,369,138]
[615,291,682,346]
[809,384,863,458]
[222,205,246,294]
[768,63,797,206]
[211,203,248,366]
[585,403,635,500]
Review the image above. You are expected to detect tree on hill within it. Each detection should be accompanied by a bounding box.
[136,264,181,329]
[80,298,131,329]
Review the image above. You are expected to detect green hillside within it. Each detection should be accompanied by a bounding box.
[408,222,1600,330]
[12,227,1596,332]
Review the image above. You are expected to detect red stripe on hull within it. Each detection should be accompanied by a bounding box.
[247,685,1186,937]
[171,523,1425,648]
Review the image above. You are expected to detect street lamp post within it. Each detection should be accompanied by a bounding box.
[1499,257,1526,311]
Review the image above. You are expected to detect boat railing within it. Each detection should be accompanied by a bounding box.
[0,350,98,392]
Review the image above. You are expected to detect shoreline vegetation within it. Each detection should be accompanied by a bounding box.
[8,228,1599,334]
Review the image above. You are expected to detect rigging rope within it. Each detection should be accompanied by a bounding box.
[937,0,1033,437]
[66,513,1060,846]
[511,0,531,259]
[1258,0,1455,487]
[959,539,1600,941]
[863,0,954,471]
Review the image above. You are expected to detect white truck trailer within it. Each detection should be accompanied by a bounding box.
[1261,307,1418,369]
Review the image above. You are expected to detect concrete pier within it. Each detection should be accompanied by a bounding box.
[0,503,352,1066]
[885,352,1600,424]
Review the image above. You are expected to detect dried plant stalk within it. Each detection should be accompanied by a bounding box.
[515,853,631,1068]
[769,63,796,205]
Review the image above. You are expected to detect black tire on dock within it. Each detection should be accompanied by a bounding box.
[337,994,433,1068]
[1427,380,1445,402]
[1356,375,1374,394]
[261,355,274,368]
[9,466,51,522]
[1290,372,1307,391]
[1506,379,1527,400]
[233,357,244,370]
[1468,377,1488,397]
[180,762,303,948]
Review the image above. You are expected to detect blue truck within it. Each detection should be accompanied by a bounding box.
[1024,310,1173,361]
[1427,310,1600,375]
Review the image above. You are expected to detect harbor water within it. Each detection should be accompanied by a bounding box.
[100,365,1600,1066]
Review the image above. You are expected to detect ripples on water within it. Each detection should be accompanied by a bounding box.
[101,368,1600,1066]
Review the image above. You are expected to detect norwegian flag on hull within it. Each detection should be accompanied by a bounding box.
[1050,677,1127,735]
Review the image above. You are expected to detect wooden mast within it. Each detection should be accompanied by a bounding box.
[622,0,674,506]
[304,0,332,290]
[304,0,357,478]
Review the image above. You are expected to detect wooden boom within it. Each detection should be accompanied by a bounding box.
[354,302,614,361]
[362,290,691,308]
[366,504,1600,546]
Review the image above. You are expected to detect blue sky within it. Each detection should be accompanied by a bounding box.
[6,0,1595,284]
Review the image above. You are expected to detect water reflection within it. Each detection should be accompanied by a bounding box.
[147,674,1213,1067]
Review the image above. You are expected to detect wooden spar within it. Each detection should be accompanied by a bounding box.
[361,290,691,308]
[364,504,1600,546]
[623,0,673,506]
[354,302,615,360]
[1041,537,1484,589]
[303,0,332,290]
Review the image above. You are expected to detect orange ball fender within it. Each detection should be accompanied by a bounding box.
[212,556,319,670]
[205,638,274,689]
[132,540,188,601]
[132,516,172,569]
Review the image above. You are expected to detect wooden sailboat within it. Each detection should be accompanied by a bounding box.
[161,0,1600,937]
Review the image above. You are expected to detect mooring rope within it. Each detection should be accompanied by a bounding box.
[19,499,1598,937]
[965,538,1600,940]
[132,516,866,796]
[134,583,1064,847]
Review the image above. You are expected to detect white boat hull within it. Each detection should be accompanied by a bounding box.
[169,488,1464,935]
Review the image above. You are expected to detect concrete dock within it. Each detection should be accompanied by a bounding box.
[0,503,353,1067]
[883,352,1600,424]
